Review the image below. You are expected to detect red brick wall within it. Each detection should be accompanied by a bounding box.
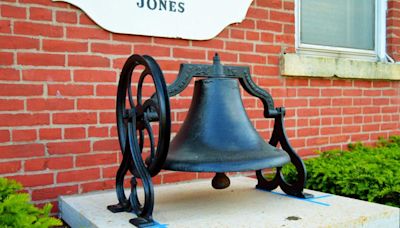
[0,0,399,211]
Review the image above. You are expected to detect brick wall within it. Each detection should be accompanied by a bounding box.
[0,0,399,211]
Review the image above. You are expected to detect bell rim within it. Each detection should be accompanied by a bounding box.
[163,150,291,173]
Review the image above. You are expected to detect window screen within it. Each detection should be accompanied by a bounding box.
[300,0,375,50]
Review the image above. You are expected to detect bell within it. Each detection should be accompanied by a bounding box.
[109,54,310,226]
[163,77,290,175]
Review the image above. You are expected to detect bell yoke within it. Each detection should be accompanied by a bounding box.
[108,53,310,227]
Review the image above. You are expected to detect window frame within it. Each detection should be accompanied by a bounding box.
[295,0,387,61]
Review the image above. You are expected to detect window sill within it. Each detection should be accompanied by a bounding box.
[281,54,400,80]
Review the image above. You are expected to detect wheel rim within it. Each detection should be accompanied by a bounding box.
[116,54,171,177]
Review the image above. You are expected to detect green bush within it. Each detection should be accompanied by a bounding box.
[283,136,400,207]
[0,178,62,227]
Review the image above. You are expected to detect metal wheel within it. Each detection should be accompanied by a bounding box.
[116,54,171,177]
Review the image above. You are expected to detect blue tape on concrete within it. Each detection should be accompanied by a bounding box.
[311,194,333,199]
[142,220,168,228]
[256,188,333,206]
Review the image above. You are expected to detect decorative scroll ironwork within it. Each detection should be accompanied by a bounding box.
[167,64,212,97]
[237,68,277,117]
[167,57,276,118]
[255,107,312,198]
[108,54,171,227]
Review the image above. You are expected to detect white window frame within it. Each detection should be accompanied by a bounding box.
[295,0,387,61]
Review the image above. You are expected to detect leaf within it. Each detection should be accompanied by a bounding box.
[282,136,400,208]
[0,178,62,227]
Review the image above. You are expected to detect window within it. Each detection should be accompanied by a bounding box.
[295,0,387,61]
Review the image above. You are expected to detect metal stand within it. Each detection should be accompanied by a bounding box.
[108,54,311,226]
[107,54,170,227]
[255,108,313,198]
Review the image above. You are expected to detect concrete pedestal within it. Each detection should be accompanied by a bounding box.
[59,177,399,227]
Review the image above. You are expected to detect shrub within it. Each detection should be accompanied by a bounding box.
[0,178,62,227]
[283,136,400,207]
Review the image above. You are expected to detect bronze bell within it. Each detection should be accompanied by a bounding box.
[163,61,290,188]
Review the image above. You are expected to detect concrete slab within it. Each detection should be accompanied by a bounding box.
[59,177,399,228]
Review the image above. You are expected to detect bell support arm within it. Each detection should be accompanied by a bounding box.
[251,99,312,198]
[167,61,277,120]
[227,65,310,198]
[236,67,279,118]
[256,107,312,198]
[167,64,212,97]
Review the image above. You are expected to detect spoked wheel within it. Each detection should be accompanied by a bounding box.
[116,54,171,177]
[111,54,171,225]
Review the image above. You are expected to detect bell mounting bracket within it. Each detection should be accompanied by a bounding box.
[108,53,311,227]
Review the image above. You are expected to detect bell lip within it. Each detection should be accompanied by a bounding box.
[163,152,291,173]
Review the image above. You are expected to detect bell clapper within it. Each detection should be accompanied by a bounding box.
[211,172,230,189]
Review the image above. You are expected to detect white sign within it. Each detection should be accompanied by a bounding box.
[53,0,253,40]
